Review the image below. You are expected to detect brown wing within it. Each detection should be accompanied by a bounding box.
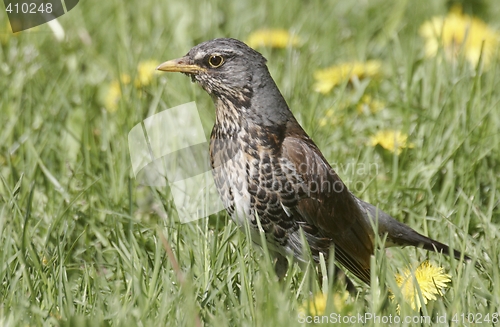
[280,123,375,284]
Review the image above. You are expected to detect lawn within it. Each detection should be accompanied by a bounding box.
[1,0,499,326]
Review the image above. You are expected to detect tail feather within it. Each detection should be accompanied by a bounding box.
[391,229,470,261]
[357,197,471,261]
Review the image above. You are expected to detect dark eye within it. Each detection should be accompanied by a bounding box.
[208,55,224,68]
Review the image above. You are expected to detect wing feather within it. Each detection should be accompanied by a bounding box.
[280,126,375,283]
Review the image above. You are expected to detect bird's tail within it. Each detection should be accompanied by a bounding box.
[391,229,471,261]
[357,198,471,261]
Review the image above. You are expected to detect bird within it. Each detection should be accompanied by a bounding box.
[156,38,470,286]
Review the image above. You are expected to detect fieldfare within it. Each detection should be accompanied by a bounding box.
[156,38,469,285]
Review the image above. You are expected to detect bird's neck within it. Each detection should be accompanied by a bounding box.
[212,96,246,139]
[212,72,294,141]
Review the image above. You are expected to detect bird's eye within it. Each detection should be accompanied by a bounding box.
[208,55,224,68]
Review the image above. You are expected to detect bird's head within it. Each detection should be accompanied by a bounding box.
[157,38,268,99]
[157,38,293,128]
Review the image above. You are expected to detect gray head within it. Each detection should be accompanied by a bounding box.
[157,38,267,96]
[157,38,293,127]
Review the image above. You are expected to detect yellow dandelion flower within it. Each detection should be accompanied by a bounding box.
[105,82,122,113]
[135,60,160,87]
[331,290,350,311]
[419,6,499,67]
[313,60,382,94]
[393,261,451,311]
[104,74,131,113]
[246,29,301,49]
[300,293,327,316]
[357,95,385,114]
[299,291,350,316]
[369,130,413,155]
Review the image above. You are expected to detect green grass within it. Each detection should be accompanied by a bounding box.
[1,0,499,326]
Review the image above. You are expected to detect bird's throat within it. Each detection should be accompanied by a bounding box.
[212,96,245,139]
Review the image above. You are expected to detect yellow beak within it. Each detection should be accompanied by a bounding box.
[156,57,205,74]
